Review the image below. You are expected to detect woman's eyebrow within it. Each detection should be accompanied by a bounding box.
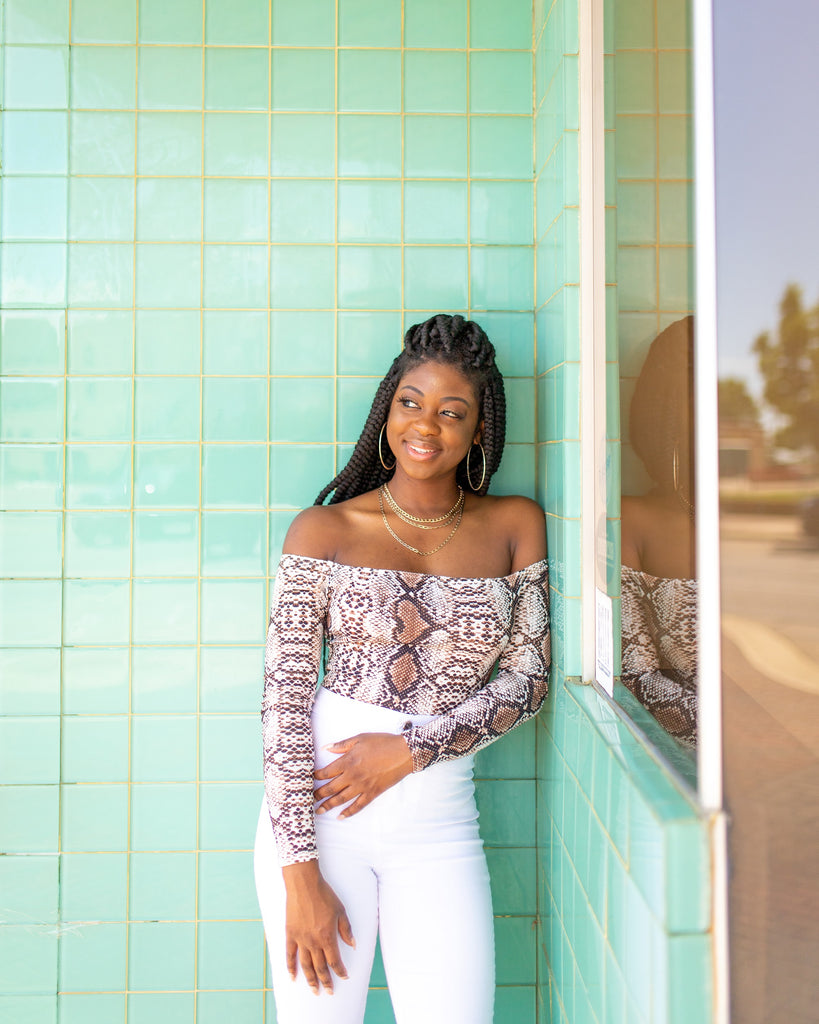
[398,384,471,407]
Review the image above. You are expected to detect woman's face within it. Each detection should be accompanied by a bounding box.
[386,360,482,481]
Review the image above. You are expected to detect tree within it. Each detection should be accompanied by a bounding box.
[718,377,759,425]
[753,283,819,456]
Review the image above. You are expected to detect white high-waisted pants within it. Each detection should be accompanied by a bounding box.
[254,688,495,1024]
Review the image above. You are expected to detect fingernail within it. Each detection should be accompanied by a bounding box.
[316,806,326,815]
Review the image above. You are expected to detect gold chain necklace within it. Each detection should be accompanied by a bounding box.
[382,483,464,530]
[378,486,464,556]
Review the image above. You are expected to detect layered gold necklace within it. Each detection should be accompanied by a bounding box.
[378,483,465,556]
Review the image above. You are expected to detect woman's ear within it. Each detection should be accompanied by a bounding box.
[474,419,485,445]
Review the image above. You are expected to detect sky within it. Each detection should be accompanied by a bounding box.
[713,0,819,392]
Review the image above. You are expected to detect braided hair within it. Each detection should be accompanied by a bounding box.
[315,314,506,504]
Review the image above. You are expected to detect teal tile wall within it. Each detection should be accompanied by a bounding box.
[0,1,542,1023]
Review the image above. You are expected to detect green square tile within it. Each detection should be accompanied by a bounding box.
[658,0,690,47]
[0,311,64,374]
[60,852,127,921]
[271,49,335,111]
[0,650,60,716]
[205,47,269,111]
[272,0,335,44]
[65,444,130,509]
[471,246,534,311]
[134,445,199,507]
[471,0,531,47]
[62,579,129,643]
[270,376,335,442]
[205,0,268,43]
[615,0,654,47]
[658,116,693,178]
[139,0,201,42]
[658,247,692,309]
[200,646,263,712]
[197,990,264,1024]
[338,181,401,243]
[471,181,534,245]
[137,112,202,174]
[479,312,534,376]
[134,377,200,442]
[617,182,656,247]
[0,717,59,784]
[0,511,62,577]
[475,779,536,846]
[5,0,69,43]
[269,444,335,508]
[129,852,196,920]
[404,115,467,177]
[203,311,268,374]
[198,782,262,849]
[338,50,401,112]
[130,783,197,850]
[403,246,468,310]
[71,0,136,42]
[339,0,401,45]
[64,510,130,577]
[2,111,68,175]
[127,994,194,1024]
[135,243,201,307]
[615,52,655,115]
[135,310,200,374]
[198,850,258,918]
[470,52,532,114]
[470,116,533,179]
[0,785,58,852]
[62,716,129,783]
[204,179,268,243]
[131,647,198,713]
[476,717,536,778]
[336,376,376,444]
[337,311,400,374]
[338,114,402,176]
[495,916,537,985]
[270,113,335,175]
[67,242,132,307]
[58,925,126,987]
[615,116,656,178]
[128,922,195,991]
[0,927,58,994]
[0,580,61,645]
[200,579,266,644]
[67,311,131,375]
[61,783,128,851]
[404,0,466,47]
[132,579,198,643]
[486,847,537,915]
[617,247,657,311]
[68,177,133,242]
[59,995,125,1024]
[270,311,334,374]
[138,46,202,109]
[404,51,466,113]
[131,715,197,782]
[201,511,266,576]
[70,110,135,174]
[338,245,401,309]
[202,377,267,441]
[69,45,135,109]
[269,509,295,562]
[135,178,201,242]
[403,181,467,244]
[63,647,130,713]
[203,244,269,309]
[363,989,394,1023]
[204,112,269,176]
[495,987,536,1022]
[199,715,259,780]
[66,378,132,442]
[270,179,334,243]
[202,445,267,508]
[197,920,264,989]
[0,242,67,308]
[658,183,693,245]
[659,52,691,115]
[270,244,336,309]
[1,177,66,242]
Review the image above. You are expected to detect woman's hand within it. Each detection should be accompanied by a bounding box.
[313,732,413,818]
[282,860,355,994]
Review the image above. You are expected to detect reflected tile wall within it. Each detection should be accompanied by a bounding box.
[0,1,540,1022]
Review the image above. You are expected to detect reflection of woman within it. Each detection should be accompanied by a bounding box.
[254,315,550,1023]
[621,316,698,747]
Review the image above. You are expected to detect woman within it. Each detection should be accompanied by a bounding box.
[254,314,550,1023]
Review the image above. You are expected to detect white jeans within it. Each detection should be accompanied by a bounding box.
[254,688,495,1024]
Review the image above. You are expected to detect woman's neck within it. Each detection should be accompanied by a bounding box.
[383,473,463,519]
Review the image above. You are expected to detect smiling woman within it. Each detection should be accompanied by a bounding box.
[254,314,550,1024]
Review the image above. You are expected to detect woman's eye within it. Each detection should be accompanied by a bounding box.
[397,396,419,409]
[442,409,462,419]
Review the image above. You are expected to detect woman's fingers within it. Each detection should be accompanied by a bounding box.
[298,948,321,994]
[311,948,335,994]
[338,793,371,819]
[338,911,356,949]
[315,785,356,814]
[286,938,298,981]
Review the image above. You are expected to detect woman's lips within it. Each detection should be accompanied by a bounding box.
[404,441,439,460]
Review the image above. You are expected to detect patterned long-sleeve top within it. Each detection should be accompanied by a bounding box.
[262,553,551,865]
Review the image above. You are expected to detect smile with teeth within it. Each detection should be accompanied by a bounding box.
[405,441,439,458]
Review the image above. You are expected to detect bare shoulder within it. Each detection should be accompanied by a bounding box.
[482,494,547,570]
[281,504,344,560]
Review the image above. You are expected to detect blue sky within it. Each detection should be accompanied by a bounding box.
[713,0,819,392]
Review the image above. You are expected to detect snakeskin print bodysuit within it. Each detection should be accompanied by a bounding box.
[621,564,698,747]
[262,554,551,865]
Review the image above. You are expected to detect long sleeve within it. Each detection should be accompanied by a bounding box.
[261,555,331,866]
[402,560,551,772]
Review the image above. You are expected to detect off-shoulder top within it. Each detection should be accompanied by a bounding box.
[262,553,551,865]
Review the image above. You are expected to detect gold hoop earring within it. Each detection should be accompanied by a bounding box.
[466,442,486,492]
[379,424,395,471]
